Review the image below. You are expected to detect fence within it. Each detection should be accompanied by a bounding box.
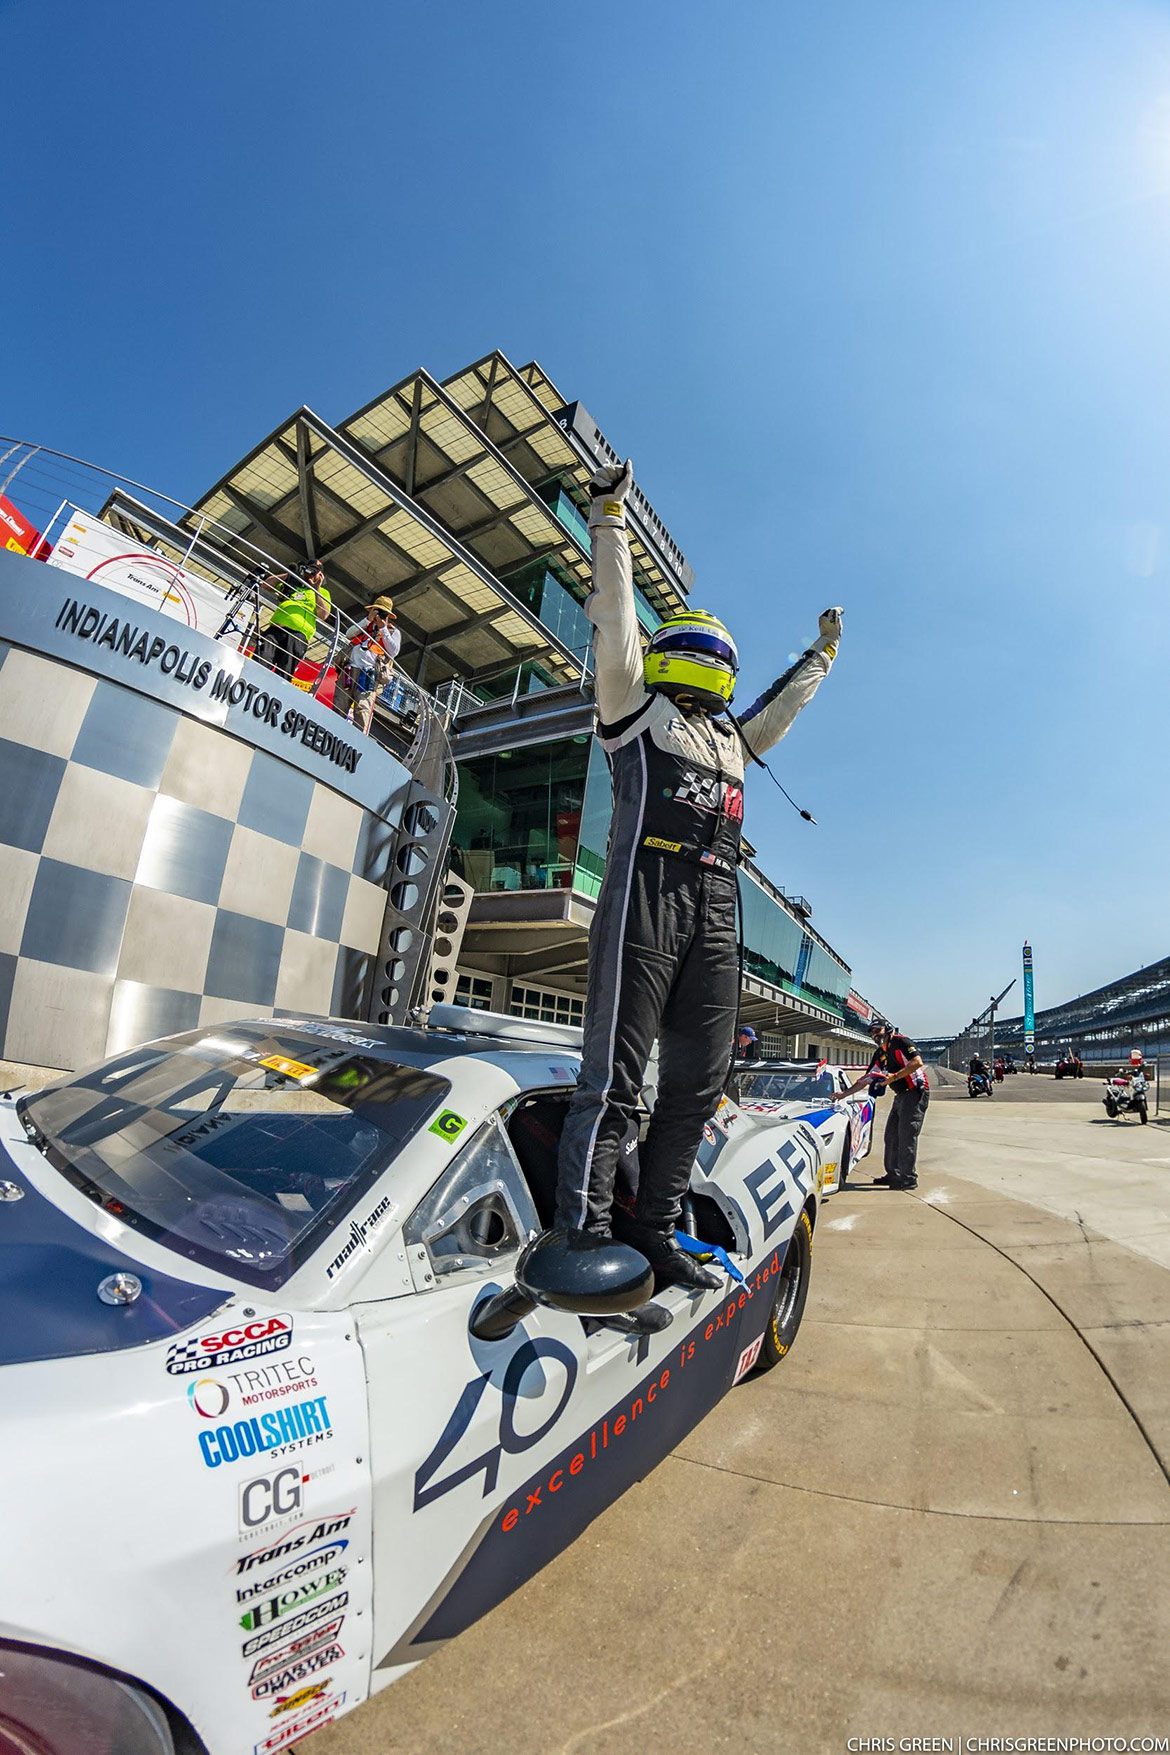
[0,436,454,798]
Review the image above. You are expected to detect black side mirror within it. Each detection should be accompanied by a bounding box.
[469,1229,653,1341]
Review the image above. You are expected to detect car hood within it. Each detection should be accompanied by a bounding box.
[735,1099,839,1127]
[0,1156,228,1368]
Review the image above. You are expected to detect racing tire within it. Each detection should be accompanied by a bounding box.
[755,1206,813,1371]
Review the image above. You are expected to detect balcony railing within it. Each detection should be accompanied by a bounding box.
[0,436,455,798]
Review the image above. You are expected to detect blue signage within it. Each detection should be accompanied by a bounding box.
[1023,942,1035,1054]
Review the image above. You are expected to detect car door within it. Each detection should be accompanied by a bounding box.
[354,1109,590,1683]
[355,1105,738,1687]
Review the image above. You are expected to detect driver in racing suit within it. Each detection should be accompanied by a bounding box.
[554,460,843,1288]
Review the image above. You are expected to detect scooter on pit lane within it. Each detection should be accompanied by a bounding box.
[967,1069,993,1098]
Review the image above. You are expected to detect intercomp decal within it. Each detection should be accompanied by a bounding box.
[198,1396,332,1468]
[167,1314,294,1376]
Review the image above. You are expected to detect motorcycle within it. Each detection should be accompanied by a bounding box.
[967,1070,993,1098]
[1103,1074,1149,1124]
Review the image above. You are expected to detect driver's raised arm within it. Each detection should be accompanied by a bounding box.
[738,608,843,758]
[585,461,650,728]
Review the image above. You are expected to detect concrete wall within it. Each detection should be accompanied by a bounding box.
[0,552,451,1069]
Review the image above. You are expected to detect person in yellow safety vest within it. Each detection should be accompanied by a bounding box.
[262,561,332,679]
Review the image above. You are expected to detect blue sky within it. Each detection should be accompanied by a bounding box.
[4,0,1168,1033]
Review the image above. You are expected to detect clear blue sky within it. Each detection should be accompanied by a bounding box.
[4,0,1168,1033]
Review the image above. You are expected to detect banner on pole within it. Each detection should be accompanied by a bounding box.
[47,510,229,636]
[0,493,44,558]
[1023,941,1035,1055]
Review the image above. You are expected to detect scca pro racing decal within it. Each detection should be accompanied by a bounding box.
[248,1618,345,1689]
[199,1396,332,1467]
[167,1314,293,1375]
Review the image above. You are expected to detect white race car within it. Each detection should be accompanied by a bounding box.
[1,1009,840,1755]
[733,1058,876,1195]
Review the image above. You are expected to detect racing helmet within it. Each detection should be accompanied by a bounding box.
[643,611,738,712]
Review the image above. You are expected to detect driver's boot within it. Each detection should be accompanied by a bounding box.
[613,1214,722,1292]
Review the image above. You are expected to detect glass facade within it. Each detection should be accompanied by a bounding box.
[738,868,849,1014]
[453,734,851,1020]
[452,736,591,893]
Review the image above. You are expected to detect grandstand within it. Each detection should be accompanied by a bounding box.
[923,954,1170,1067]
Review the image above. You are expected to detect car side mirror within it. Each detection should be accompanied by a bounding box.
[469,1230,653,1341]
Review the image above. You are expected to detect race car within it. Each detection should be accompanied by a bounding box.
[0,1007,838,1755]
[732,1058,876,1195]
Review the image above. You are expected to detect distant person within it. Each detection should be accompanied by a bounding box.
[334,595,401,733]
[736,1026,760,1063]
[837,1019,930,1189]
[968,1053,989,1079]
[262,561,332,680]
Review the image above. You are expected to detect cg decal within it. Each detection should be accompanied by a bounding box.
[414,1337,577,1512]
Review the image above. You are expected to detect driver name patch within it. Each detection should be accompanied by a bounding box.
[429,1109,468,1143]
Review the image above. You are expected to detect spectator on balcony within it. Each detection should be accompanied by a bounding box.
[333,595,401,734]
[261,561,332,680]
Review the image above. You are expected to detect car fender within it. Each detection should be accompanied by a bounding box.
[0,1309,373,1755]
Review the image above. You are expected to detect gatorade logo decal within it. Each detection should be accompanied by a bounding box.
[429,1110,468,1143]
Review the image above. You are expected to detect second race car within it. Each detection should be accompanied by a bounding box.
[732,1057,876,1195]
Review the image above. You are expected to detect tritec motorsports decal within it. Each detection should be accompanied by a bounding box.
[198,1395,332,1468]
[242,1591,349,1658]
[187,1355,319,1421]
[324,1194,396,1279]
[167,1314,294,1376]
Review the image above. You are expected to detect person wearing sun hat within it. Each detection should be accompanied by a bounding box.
[333,594,401,734]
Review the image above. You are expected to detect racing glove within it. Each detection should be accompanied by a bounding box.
[588,459,633,530]
[814,605,844,659]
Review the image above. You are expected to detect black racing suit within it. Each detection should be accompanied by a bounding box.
[555,494,837,1238]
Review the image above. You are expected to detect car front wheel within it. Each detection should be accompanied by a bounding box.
[755,1207,813,1370]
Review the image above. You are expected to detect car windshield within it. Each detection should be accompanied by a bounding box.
[739,1069,837,1103]
[18,1028,450,1290]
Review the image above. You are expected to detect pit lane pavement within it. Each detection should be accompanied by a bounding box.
[300,1076,1170,1755]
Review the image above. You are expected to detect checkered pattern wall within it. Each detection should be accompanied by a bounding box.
[0,643,403,1071]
